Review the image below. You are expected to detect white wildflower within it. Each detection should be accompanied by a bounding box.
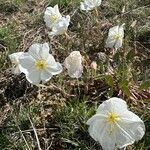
[64,51,83,78]
[106,24,125,49]
[49,15,70,37]
[9,52,24,74]
[19,43,62,85]
[80,0,102,11]
[87,97,145,150]
[44,4,62,29]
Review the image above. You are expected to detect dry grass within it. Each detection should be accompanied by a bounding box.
[0,0,150,149]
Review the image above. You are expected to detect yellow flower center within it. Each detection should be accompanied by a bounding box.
[113,33,121,40]
[107,112,120,124]
[51,15,59,21]
[35,59,47,70]
[106,112,120,135]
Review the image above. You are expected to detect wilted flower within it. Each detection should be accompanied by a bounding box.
[87,97,145,150]
[97,52,107,63]
[19,43,62,85]
[44,4,62,29]
[49,15,70,37]
[80,0,102,11]
[9,52,24,74]
[64,51,83,78]
[106,24,125,50]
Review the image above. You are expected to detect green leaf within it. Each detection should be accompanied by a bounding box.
[105,75,114,87]
[140,80,150,90]
[126,50,135,62]
[119,80,130,97]
[113,52,121,65]
[14,0,24,7]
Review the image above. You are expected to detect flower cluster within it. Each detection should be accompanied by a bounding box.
[8,2,145,150]
[44,4,70,37]
[9,43,83,85]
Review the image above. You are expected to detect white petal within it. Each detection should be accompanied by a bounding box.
[86,114,106,125]
[96,0,102,6]
[115,38,123,49]
[99,126,116,150]
[118,111,145,142]
[44,14,54,28]
[46,54,62,75]
[40,43,50,59]
[26,69,41,85]
[46,54,58,65]
[108,97,128,114]
[19,53,35,74]
[19,54,41,84]
[40,63,62,83]
[80,0,101,11]
[41,70,53,83]
[9,52,24,64]
[44,5,62,29]
[114,24,124,49]
[67,64,83,78]
[28,43,50,60]
[49,15,70,37]
[9,52,24,75]
[64,59,83,78]
[54,4,60,14]
[47,62,63,75]
[88,121,100,141]
[115,122,135,148]
[119,24,125,38]
[64,51,83,78]
[28,43,41,59]
[97,97,127,115]
[80,2,92,11]
[87,115,116,150]
[64,51,82,68]
[105,37,116,48]
[87,114,107,142]
[108,26,119,36]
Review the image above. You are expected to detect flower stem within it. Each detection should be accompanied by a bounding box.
[95,8,99,17]
[64,32,70,39]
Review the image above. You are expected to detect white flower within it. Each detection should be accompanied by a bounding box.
[87,97,145,150]
[19,43,62,85]
[49,15,70,37]
[43,5,70,37]
[80,0,102,11]
[64,51,83,78]
[9,52,24,74]
[44,4,62,29]
[106,24,125,49]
